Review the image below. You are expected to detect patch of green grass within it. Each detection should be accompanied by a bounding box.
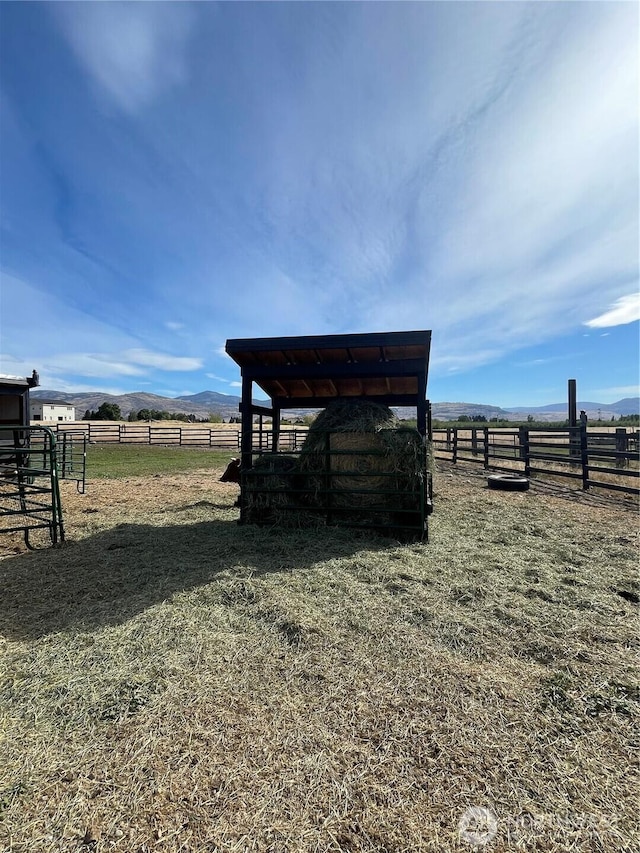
[86,444,233,478]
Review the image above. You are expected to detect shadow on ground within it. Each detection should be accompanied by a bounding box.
[0,518,393,641]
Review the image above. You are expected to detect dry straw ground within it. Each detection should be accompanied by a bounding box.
[0,458,638,852]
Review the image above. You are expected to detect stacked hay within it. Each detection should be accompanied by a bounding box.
[241,401,429,535]
[297,400,427,528]
[242,454,298,525]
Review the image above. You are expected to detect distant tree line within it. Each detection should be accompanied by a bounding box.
[128,409,205,423]
[83,403,123,421]
[82,404,225,423]
[79,405,639,428]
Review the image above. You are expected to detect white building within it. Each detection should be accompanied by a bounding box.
[30,400,76,422]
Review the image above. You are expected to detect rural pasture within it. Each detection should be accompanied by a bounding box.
[0,447,638,852]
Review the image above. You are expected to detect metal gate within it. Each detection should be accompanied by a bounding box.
[0,426,65,548]
[55,430,88,493]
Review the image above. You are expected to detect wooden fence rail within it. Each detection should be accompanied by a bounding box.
[432,426,640,496]
[47,423,640,496]
[50,423,308,452]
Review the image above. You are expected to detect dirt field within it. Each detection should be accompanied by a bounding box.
[0,460,638,852]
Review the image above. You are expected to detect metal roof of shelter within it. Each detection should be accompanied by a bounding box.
[225,330,432,410]
[0,371,39,427]
[0,371,39,391]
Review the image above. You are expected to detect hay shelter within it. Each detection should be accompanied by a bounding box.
[225,330,433,540]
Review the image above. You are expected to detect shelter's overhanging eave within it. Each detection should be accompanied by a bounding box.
[225,330,431,409]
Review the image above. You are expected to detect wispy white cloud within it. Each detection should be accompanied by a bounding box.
[227,2,637,373]
[1,2,637,402]
[1,274,203,391]
[41,379,130,396]
[2,352,141,383]
[35,349,202,382]
[429,349,506,374]
[585,293,640,328]
[0,349,202,392]
[121,349,202,371]
[0,354,42,378]
[45,354,145,379]
[585,385,639,402]
[516,354,577,368]
[53,2,194,113]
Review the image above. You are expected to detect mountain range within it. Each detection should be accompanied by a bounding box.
[30,389,639,422]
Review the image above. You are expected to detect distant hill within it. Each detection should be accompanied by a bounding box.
[176,390,246,406]
[31,390,231,419]
[31,389,639,421]
[508,397,639,419]
[612,397,640,416]
[430,402,511,421]
[30,389,266,419]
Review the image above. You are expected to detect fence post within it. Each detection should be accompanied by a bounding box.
[570,424,581,461]
[518,426,527,461]
[615,428,628,469]
[523,428,530,477]
[452,428,458,464]
[471,428,478,457]
[483,427,489,469]
[446,428,451,452]
[580,423,589,490]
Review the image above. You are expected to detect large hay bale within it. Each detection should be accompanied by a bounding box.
[297,401,426,515]
[325,431,388,507]
[305,399,399,435]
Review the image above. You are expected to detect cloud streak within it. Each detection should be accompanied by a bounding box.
[121,349,203,372]
[585,294,640,328]
[223,2,637,372]
[0,2,637,403]
[53,2,194,113]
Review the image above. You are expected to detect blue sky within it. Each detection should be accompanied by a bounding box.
[1,1,638,407]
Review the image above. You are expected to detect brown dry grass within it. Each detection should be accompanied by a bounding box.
[0,459,638,852]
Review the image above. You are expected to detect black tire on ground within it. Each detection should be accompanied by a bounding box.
[487,474,530,492]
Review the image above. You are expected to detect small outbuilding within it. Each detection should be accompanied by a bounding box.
[225,330,433,539]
